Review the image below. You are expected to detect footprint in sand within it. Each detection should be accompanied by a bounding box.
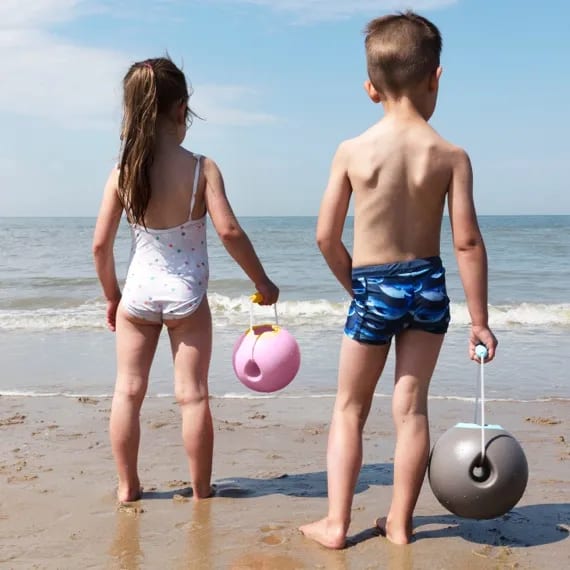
[77,397,99,405]
[166,480,191,488]
[261,534,284,545]
[259,523,287,546]
[525,416,561,425]
[7,474,38,483]
[117,503,145,515]
[249,412,267,420]
[0,413,26,427]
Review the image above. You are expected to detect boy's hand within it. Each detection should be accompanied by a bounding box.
[469,325,497,363]
[254,279,280,306]
[106,298,121,332]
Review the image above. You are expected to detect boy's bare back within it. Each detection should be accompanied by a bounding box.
[343,117,463,267]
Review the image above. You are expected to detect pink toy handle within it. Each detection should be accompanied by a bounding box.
[249,295,279,331]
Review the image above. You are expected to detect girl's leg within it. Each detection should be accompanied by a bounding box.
[165,298,213,500]
[111,308,161,502]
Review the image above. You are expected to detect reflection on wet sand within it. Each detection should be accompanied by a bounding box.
[387,542,413,570]
[177,499,213,570]
[108,504,144,569]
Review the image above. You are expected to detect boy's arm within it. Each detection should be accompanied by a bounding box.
[92,167,123,331]
[448,149,497,362]
[316,142,353,296]
[204,158,279,305]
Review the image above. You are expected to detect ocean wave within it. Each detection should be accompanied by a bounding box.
[0,294,569,331]
[1,390,568,404]
[0,276,100,289]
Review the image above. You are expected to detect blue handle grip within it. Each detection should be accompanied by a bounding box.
[475,344,488,359]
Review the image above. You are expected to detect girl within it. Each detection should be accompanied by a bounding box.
[93,57,279,503]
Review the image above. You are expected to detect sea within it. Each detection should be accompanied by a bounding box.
[0,216,568,403]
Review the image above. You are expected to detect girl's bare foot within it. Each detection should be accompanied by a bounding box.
[375,516,412,545]
[299,518,347,549]
[193,484,216,501]
[117,483,142,503]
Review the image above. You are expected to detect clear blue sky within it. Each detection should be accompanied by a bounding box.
[1,0,569,216]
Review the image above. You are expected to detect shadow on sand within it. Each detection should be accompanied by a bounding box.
[139,466,568,551]
[141,462,393,500]
[348,503,570,549]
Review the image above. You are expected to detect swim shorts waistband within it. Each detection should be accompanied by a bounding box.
[352,256,443,278]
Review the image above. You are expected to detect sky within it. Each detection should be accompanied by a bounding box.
[0,0,569,217]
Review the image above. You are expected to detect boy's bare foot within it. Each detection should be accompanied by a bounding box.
[299,518,346,549]
[375,517,412,545]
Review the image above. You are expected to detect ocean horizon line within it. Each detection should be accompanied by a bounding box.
[1,213,570,220]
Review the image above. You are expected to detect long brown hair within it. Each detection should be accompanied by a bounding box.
[118,56,195,225]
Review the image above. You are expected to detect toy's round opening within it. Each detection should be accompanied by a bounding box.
[244,359,261,381]
[470,454,492,483]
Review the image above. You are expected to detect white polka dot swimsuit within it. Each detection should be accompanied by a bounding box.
[121,154,208,322]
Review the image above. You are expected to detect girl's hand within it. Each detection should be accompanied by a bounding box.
[106,298,121,332]
[255,279,280,306]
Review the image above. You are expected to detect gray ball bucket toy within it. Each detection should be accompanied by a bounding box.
[428,345,528,520]
[428,422,528,519]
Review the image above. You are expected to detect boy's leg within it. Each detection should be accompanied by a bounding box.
[300,335,390,549]
[165,298,213,500]
[376,329,444,544]
[111,308,161,502]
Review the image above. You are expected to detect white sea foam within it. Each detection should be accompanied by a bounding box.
[0,391,113,398]
[1,390,568,404]
[0,294,568,331]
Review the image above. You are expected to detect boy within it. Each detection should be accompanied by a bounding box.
[299,11,497,548]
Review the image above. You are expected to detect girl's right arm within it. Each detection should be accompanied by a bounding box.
[92,167,124,331]
[203,158,279,305]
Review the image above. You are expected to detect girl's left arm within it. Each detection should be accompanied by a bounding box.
[93,167,123,331]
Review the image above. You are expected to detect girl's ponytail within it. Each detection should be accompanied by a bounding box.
[118,62,159,226]
[117,57,193,226]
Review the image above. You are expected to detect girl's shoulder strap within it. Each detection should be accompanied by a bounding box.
[192,153,202,193]
[190,153,203,216]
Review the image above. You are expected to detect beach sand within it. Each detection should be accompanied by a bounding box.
[0,395,568,569]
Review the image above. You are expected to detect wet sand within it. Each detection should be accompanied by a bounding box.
[0,395,568,569]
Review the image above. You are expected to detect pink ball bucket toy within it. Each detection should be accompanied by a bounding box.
[232,294,301,393]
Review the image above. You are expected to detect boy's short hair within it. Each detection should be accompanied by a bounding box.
[365,11,442,95]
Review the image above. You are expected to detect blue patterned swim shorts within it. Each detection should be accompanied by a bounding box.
[344,256,450,345]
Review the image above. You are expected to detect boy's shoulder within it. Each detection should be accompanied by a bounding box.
[332,128,377,164]
[334,122,471,190]
[337,121,468,157]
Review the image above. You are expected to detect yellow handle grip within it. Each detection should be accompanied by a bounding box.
[250,292,264,304]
